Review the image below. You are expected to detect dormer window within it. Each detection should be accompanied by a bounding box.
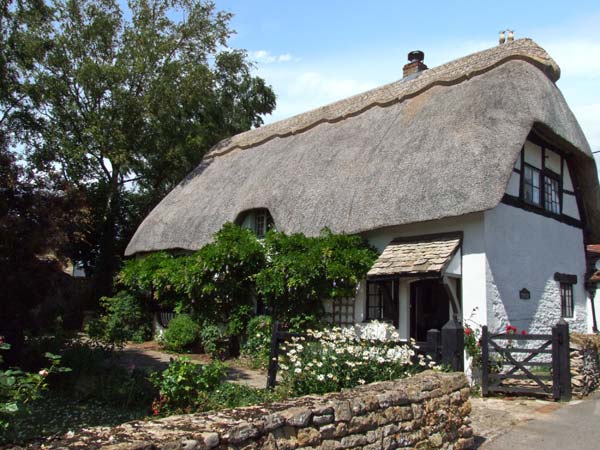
[236,208,274,238]
[255,210,268,238]
[503,132,582,225]
[518,137,569,216]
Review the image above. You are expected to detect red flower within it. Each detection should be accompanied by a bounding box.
[465,328,472,336]
[521,330,527,335]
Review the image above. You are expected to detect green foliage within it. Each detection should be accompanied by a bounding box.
[226,305,254,339]
[241,315,272,369]
[199,322,227,358]
[463,326,482,368]
[112,225,376,340]
[119,252,190,310]
[2,339,155,446]
[0,339,70,438]
[6,0,276,290]
[185,223,266,321]
[149,358,226,415]
[288,314,323,333]
[163,315,200,353]
[255,228,377,321]
[87,292,152,346]
[208,383,280,409]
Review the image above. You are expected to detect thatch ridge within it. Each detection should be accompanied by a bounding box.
[207,39,561,159]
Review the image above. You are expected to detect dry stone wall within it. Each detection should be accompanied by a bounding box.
[571,334,600,397]
[32,371,472,450]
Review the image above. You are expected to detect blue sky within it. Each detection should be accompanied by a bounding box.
[214,0,600,166]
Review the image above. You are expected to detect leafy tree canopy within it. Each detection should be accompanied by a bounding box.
[5,0,276,293]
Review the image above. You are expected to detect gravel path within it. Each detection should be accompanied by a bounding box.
[115,341,268,389]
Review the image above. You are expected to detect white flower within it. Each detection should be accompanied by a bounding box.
[317,374,325,381]
[294,367,302,374]
[358,379,366,384]
[327,373,334,379]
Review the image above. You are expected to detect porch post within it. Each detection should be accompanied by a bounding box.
[441,314,464,371]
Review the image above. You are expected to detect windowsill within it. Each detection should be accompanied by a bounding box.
[501,194,582,228]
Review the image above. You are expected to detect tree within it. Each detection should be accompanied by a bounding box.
[13,0,276,294]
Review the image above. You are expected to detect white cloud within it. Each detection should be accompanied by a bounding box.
[249,50,297,64]
[544,40,600,78]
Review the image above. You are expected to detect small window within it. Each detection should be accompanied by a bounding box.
[331,298,355,326]
[236,208,274,238]
[560,282,574,318]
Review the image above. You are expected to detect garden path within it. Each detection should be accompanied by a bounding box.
[116,341,268,389]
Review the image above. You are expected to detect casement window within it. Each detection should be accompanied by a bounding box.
[523,164,541,206]
[544,175,560,214]
[254,211,268,238]
[519,140,565,216]
[366,280,398,327]
[555,273,576,319]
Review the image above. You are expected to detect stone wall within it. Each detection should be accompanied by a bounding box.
[37,371,472,450]
[571,334,600,397]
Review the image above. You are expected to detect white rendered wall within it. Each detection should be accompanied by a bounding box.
[484,203,587,334]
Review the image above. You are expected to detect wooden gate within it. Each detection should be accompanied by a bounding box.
[481,320,571,401]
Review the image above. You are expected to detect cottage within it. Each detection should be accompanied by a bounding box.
[126,38,600,339]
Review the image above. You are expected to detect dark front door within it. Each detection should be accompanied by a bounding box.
[366,279,399,328]
[410,279,450,341]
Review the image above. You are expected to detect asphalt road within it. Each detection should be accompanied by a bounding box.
[482,392,600,449]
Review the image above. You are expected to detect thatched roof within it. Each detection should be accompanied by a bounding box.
[126,39,600,256]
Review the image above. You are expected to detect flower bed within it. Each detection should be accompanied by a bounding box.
[278,322,436,396]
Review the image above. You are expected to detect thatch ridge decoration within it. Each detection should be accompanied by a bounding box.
[206,39,561,159]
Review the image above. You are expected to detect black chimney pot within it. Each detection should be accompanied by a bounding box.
[408,50,425,63]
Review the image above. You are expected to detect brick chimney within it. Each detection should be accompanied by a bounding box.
[403,50,428,78]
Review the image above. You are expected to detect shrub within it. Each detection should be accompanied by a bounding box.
[288,313,323,333]
[149,358,226,415]
[87,292,152,346]
[255,228,377,322]
[208,382,280,409]
[199,322,227,358]
[0,338,70,437]
[241,315,272,369]
[279,322,436,396]
[163,315,199,353]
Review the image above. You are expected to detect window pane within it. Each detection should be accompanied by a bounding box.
[255,213,266,238]
[560,283,574,318]
[544,176,560,214]
[523,165,541,206]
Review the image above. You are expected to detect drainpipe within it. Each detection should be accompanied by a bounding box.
[587,284,599,333]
